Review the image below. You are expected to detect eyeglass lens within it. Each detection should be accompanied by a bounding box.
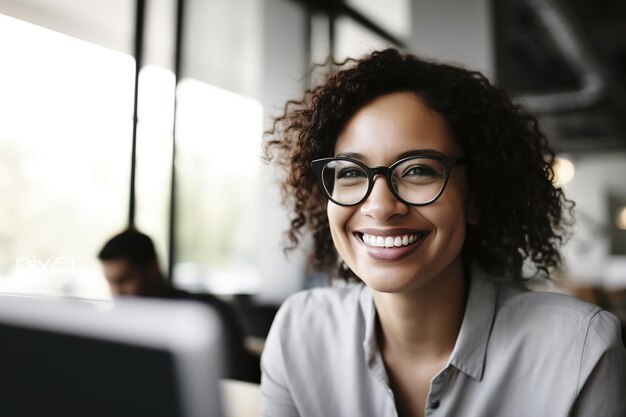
[320,158,446,205]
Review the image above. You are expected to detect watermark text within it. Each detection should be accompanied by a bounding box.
[15,256,80,276]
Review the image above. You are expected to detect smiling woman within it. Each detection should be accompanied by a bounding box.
[261,49,626,417]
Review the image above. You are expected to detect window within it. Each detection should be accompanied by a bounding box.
[134,65,176,275]
[174,79,263,294]
[0,15,133,298]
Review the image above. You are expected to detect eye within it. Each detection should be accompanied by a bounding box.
[337,167,366,179]
[402,165,441,178]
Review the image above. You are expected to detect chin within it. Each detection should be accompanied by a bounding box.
[357,266,427,294]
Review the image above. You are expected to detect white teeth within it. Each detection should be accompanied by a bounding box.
[361,233,423,248]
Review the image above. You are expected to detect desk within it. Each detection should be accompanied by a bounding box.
[221,379,261,417]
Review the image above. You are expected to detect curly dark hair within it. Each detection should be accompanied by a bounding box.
[264,48,574,282]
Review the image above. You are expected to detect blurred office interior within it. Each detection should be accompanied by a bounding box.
[1,0,626,342]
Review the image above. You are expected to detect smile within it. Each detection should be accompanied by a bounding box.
[360,232,428,248]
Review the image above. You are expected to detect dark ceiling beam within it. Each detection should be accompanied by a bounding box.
[287,0,406,48]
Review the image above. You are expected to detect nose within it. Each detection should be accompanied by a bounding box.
[360,175,409,221]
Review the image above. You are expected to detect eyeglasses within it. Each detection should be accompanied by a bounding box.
[312,155,467,206]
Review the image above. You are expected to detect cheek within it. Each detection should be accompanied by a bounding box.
[443,176,471,220]
[327,203,341,240]
[327,203,353,248]
[421,180,471,238]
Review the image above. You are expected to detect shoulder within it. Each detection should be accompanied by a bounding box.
[265,284,368,355]
[262,284,367,371]
[491,280,623,357]
[274,284,366,330]
[495,280,602,324]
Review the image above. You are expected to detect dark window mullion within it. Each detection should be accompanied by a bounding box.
[167,0,186,282]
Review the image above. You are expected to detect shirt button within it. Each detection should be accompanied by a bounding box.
[430,400,440,409]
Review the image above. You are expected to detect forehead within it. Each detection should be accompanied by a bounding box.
[334,92,462,163]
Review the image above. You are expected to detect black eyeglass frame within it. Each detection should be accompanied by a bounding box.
[311,155,467,207]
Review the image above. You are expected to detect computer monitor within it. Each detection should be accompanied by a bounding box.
[0,294,224,417]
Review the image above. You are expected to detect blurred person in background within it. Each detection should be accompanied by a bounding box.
[98,229,164,297]
[98,228,260,382]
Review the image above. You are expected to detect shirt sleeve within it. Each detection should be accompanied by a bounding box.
[260,297,300,417]
[570,310,626,417]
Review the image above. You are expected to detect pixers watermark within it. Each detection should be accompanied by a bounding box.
[15,256,80,276]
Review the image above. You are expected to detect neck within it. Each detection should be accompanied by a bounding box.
[372,259,467,360]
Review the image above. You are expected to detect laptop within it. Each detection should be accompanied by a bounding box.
[0,294,224,417]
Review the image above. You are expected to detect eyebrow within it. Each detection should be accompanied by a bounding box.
[335,149,447,161]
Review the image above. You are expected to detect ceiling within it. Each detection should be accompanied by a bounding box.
[495,0,626,154]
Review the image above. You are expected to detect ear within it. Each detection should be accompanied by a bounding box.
[466,191,481,225]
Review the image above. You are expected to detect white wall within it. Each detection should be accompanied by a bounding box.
[409,0,494,78]
[254,0,309,303]
[561,152,626,288]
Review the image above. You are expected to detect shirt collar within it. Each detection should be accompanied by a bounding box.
[359,267,498,381]
[448,267,497,381]
[360,285,378,363]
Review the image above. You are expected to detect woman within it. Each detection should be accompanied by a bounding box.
[261,49,626,417]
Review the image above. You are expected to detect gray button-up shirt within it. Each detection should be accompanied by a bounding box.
[261,271,626,417]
